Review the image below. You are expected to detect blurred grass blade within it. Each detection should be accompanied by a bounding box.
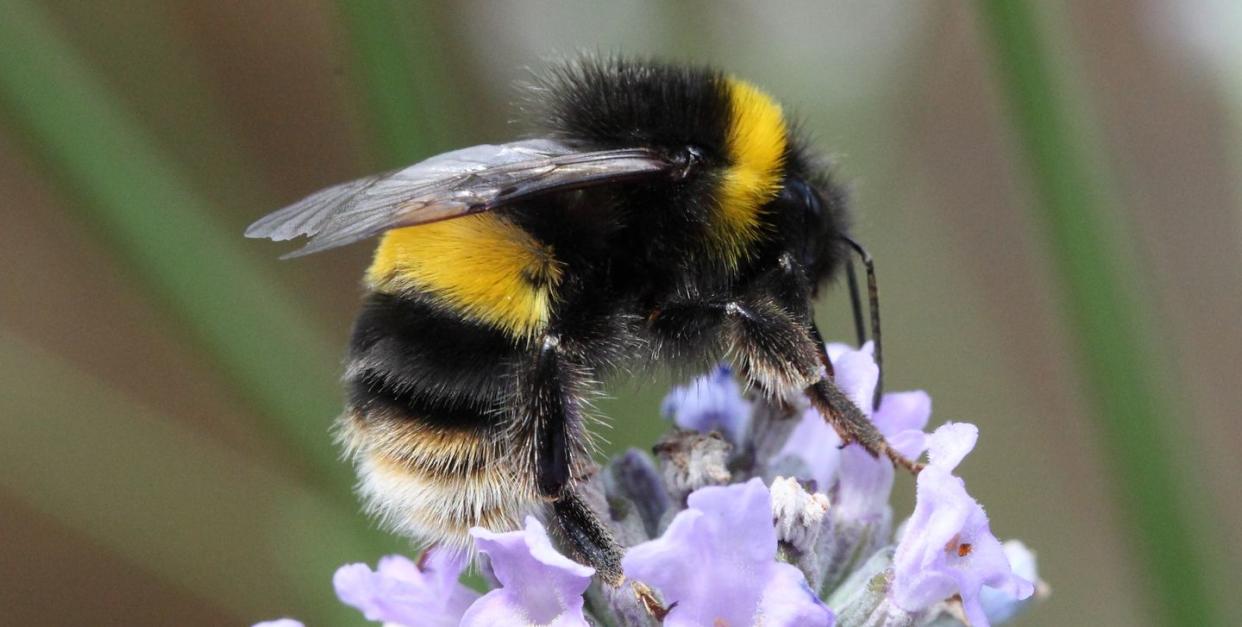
[335,0,459,166]
[975,2,1226,624]
[42,2,276,213]
[0,333,380,625]
[0,1,348,494]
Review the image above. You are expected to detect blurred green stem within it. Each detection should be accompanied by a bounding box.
[976,2,1225,625]
[0,0,349,496]
[0,334,373,625]
[335,0,459,166]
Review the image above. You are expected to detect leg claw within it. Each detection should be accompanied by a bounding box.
[885,445,925,474]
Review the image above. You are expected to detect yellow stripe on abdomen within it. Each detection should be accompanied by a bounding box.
[714,77,789,268]
[366,214,563,339]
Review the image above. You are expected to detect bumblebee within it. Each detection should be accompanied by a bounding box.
[246,57,919,587]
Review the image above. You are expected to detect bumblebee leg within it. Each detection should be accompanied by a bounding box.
[553,494,670,618]
[724,301,922,472]
[524,335,573,497]
[552,491,624,585]
[518,335,628,585]
[808,374,923,473]
[648,297,922,473]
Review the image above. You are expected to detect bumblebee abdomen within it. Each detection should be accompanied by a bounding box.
[342,293,545,545]
[338,409,538,548]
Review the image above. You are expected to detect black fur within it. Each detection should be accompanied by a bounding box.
[347,293,522,446]
[533,58,732,156]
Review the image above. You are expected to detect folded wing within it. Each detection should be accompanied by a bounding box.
[245,139,673,258]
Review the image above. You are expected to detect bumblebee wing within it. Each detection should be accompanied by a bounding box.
[245,139,673,258]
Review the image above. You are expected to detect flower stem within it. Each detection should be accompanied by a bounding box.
[975,2,1225,624]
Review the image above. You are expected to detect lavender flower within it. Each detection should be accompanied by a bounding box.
[334,548,478,626]
[889,423,1034,627]
[254,340,1045,627]
[771,343,933,593]
[462,516,595,627]
[252,620,304,627]
[622,478,835,626]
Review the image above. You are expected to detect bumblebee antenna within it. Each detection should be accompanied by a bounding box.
[842,236,883,410]
[845,257,867,349]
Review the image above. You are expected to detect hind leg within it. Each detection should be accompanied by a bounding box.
[513,333,630,584]
[514,333,672,616]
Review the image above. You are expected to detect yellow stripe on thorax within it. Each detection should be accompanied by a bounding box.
[366,215,563,339]
[715,77,788,268]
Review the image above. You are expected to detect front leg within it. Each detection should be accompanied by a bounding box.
[648,295,922,473]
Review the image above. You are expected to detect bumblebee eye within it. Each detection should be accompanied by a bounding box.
[792,178,823,219]
[776,178,824,267]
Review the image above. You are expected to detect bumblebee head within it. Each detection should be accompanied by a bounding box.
[768,166,852,296]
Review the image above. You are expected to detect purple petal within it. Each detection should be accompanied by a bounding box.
[874,390,931,438]
[776,406,842,492]
[685,477,778,563]
[824,342,862,363]
[758,563,835,626]
[624,480,770,626]
[334,549,476,627]
[833,445,894,523]
[927,422,977,471]
[462,517,593,626]
[886,428,928,462]
[461,590,590,627]
[873,390,931,431]
[621,507,709,600]
[623,478,832,626]
[828,343,879,411]
[252,620,303,627]
[980,541,1041,624]
[661,364,751,445]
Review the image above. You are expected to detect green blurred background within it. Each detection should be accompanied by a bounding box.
[1,1,1239,626]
